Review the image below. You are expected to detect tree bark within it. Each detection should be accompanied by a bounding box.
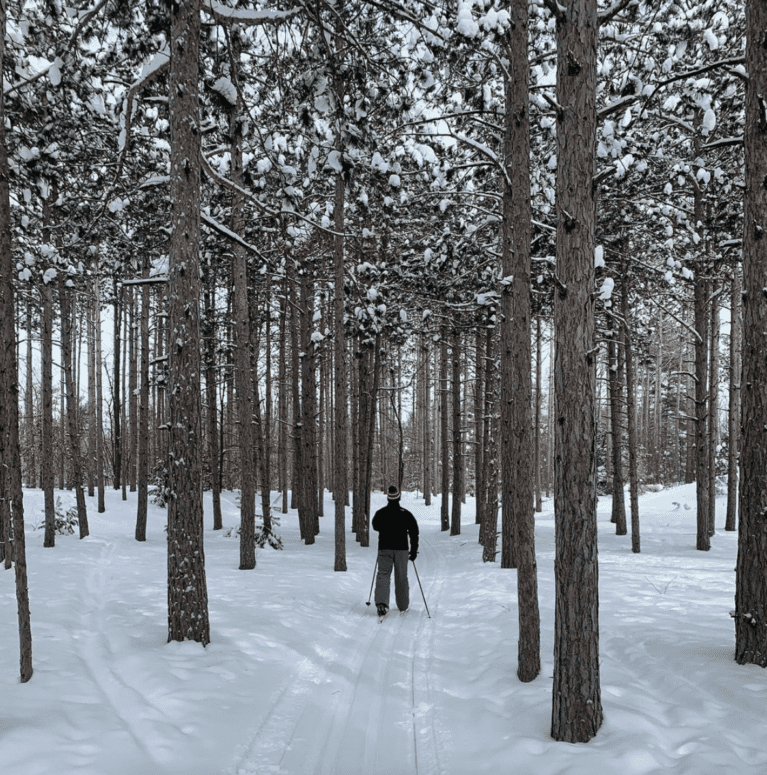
[503,0,540,682]
[693,274,710,551]
[59,280,89,538]
[734,0,767,667]
[474,326,485,528]
[551,0,602,743]
[41,284,55,547]
[607,330,626,535]
[725,258,741,532]
[708,288,719,537]
[24,307,35,487]
[621,265,640,553]
[166,0,210,645]
[481,324,499,562]
[332,171,348,571]
[112,281,122,490]
[534,316,543,513]
[136,270,150,542]
[450,327,462,536]
[230,108,256,569]
[203,271,222,530]
[94,273,105,513]
[440,334,450,531]
[0,9,32,672]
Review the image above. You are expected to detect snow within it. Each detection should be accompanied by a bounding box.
[212,76,238,107]
[2,484,765,774]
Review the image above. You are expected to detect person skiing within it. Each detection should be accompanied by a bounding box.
[372,485,419,618]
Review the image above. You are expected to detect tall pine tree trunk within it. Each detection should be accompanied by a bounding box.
[0,12,32,673]
[734,0,767,667]
[503,0,539,681]
[551,0,602,743]
[166,0,210,644]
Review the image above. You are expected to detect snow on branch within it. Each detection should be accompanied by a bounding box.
[598,0,637,26]
[655,56,746,88]
[598,94,640,119]
[452,134,512,189]
[201,213,265,256]
[4,0,111,97]
[701,136,743,151]
[116,44,170,178]
[202,0,304,25]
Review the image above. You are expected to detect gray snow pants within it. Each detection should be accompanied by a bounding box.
[374,549,410,611]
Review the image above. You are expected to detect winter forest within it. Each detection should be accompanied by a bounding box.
[2,0,767,771]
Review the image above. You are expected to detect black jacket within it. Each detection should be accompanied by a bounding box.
[372,502,419,554]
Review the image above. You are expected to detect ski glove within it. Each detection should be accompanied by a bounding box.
[409,550,417,562]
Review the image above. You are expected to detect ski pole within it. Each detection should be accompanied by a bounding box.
[366,557,378,606]
[412,560,431,618]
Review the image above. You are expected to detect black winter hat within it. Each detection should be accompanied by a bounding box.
[387,485,400,501]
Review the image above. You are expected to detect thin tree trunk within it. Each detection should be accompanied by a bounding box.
[94,275,105,513]
[534,316,542,513]
[725,258,741,532]
[332,170,348,570]
[41,284,55,547]
[112,281,122,490]
[299,267,319,535]
[481,323,498,562]
[128,289,137,492]
[0,13,33,673]
[503,1,540,680]
[474,325,485,527]
[232,229,256,568]
[59,279,89,538]
[25,307,35,487]
[136,271,150,542]
[278,285,289,514]
[450,327,462,536]
[608,330,626,535]
[87,288,96,497]
[621,265,640,553]
[694,273,710,551]
[440,334,449,531]
[204,272,222,530]
[422,336,431,506]
[708,288,719,537]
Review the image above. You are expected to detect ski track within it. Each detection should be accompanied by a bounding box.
[72,536,167,770]
[227,528,447,775]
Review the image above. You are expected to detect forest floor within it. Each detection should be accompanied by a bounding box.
[1,482,765,775]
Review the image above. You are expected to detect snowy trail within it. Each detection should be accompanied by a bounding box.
[4,485,767,775]
[229,521,447,775]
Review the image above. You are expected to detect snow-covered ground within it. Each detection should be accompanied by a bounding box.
[1,483,765,775]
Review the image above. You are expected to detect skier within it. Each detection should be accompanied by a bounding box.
[372,485,419,618]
